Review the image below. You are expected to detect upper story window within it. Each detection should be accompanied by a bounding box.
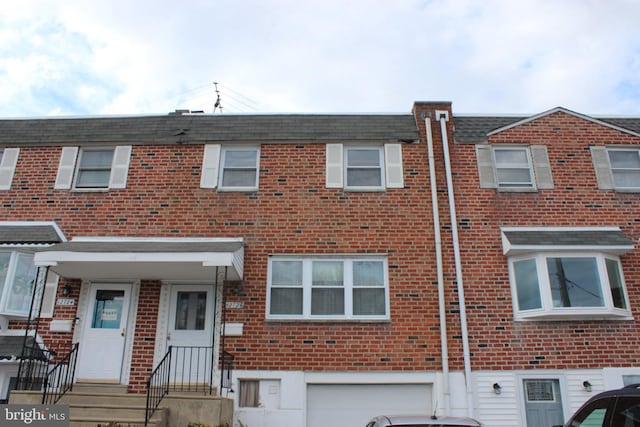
[267,256,389,320]
[220,147,259,190]
[0,148,20,190]
[54,146,132,190]
[476,144,553,191]
[76,149,114,188]
[0,251,37,316]
[503,227,633,321]
[345,147,384,189]
[591,146,640,192]
[326,143,404,190]
[200,144,260,191]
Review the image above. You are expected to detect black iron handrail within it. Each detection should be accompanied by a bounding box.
[145,346,172,426]
[42,342,79,405]
[221,351,234,392]
[145,346,233,425]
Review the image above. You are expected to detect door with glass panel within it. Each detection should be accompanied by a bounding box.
[523,379,564,427]
[167,285,214,389]
[77,283,131,382]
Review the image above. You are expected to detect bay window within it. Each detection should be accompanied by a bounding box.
[0,251,38,316]
[267,256,389,319]
[509,252,630,320]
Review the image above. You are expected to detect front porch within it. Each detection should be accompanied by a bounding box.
[10,382,234,427]
[12,237,244,426]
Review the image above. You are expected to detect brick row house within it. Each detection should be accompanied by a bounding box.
[0,102,639,427]
[429,105,640,427]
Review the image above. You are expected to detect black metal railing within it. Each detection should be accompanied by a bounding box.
[14,344,55,394]
[42,343,79,405]
[169,345,214,394]
[145,347,172,426]
[145,345,233,425]
[221,351,234,392]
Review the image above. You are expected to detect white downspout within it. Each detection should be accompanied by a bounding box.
[436,110,474,418]
[423,113,450,415]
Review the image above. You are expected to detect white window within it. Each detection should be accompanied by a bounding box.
[0,251,37,316]
[220,147,259,190]
[476,145,553,191]
[591,146,640,191]
[0,148,20,190]
[326,143,404,190]
[200,145,260,191]
[509,252,630,320]
[267,256,389,320]
[54,146,132,190]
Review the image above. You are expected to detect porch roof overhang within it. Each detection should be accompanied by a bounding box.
[501,227,635,256]
[33,237,244,281]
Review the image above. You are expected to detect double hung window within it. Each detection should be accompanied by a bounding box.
[54,146,132,190]
[200,145,260,191]
[591,146,640,192]
[476,144,553,191]
[267,256,388,319]
[220,147,260,190]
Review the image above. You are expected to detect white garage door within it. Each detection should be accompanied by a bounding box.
[307,383,432,427]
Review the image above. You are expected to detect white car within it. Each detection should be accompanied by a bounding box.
[366,414,482,427]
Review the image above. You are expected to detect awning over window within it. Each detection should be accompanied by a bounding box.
[0,335,48,362]
[0,222,65,245]
[501,227,635,256]
[34,238,244,281]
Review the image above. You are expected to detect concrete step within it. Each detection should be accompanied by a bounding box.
[68,405,167,427]
[60,391,148,406]
[72,383,129,394]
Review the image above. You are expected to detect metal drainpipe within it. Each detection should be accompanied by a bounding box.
[423,112,450,415]
[436,110,474,418]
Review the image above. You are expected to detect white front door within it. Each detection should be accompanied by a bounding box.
[77,283,131,382]
[167,284,214,387]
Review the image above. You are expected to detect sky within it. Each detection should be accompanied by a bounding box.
[1,0,639,117]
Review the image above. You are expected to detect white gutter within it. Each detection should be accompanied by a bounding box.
[436,110,474,418]
[423,113,450,415]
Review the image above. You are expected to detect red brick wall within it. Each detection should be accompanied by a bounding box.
[442,110,640,370]
[2,132,445,375]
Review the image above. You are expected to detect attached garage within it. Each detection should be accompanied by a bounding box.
[307,383,432,427]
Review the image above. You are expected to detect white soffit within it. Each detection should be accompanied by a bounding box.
[33,237,244,281]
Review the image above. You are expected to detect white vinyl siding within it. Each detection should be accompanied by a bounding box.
[326,143,404,190]
[0,148,20,190]
[54,146,131,190]
[476,144,553,191]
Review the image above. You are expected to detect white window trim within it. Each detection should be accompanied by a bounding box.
[0,251,38,317]
[476,144,553,191]
[344,146,385,191]
[54,146,132,191]
[607,147,640,192]
[508,251,632,321]
[493,146,536,191]
[218,146,260,192]
[266,256,390,321]
[326,143,404,190]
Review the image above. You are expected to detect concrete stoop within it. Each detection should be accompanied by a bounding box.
[60,384,167,427]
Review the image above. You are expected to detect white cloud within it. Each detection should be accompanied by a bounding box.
[0,0,639,116]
